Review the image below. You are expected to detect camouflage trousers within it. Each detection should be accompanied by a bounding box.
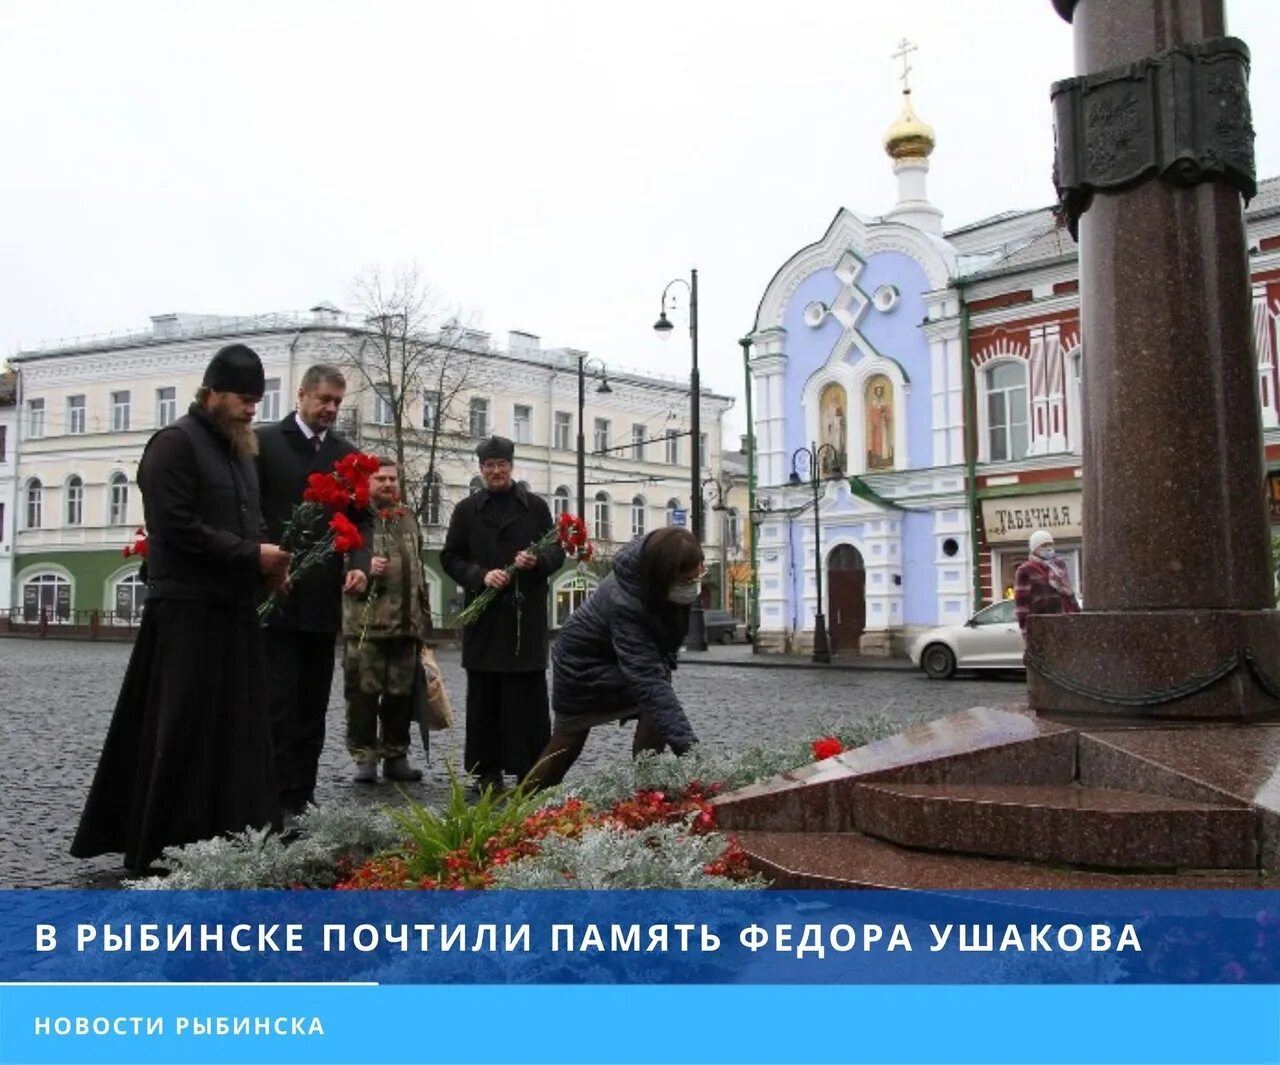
[343,636,418,760]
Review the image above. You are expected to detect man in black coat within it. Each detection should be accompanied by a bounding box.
[256,364,372,816]
[442,436,563,792]
[72,344,292,873]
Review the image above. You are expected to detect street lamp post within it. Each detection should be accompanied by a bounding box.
[701,472,732,612]
[739,335,758,648]
[654,267,706,651]
[790,441,838,664]
[576,353,612,522]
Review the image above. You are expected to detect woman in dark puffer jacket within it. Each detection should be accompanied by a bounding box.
[527,527,702,788]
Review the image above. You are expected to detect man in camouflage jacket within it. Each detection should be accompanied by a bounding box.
[342,459,433,783]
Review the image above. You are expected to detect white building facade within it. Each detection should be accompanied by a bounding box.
[8,311,733,627]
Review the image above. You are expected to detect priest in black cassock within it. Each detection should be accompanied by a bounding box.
[72,344,291,873]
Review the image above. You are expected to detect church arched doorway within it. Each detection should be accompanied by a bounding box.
[826,544,865,651]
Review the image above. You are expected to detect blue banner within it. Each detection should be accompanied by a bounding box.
[3,889,1279,984]
[4,890,1279,1064]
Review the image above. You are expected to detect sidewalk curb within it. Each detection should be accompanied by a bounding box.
[677,654,917,674]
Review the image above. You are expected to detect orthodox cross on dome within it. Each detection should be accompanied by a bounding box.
[891,37,918,93]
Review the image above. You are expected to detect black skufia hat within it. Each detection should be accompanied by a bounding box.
[202,343,265,397]
[475,435,515,463]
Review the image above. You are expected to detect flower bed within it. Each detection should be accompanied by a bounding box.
[129,717,903,891]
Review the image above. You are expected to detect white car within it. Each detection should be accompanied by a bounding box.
[908,599,1025,679]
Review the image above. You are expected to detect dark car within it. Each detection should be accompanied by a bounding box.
[702,610,743,645]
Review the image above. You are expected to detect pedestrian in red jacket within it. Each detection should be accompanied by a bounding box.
[1013,530,1079,632]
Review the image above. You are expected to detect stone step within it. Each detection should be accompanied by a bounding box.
[850,783,1257,869]
[734,830,1270,892]
[713,707,1077,834]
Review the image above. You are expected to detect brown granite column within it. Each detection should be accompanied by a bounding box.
[1029,0,1280,723]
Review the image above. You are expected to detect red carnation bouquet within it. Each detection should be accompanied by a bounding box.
[456,512,593,651]
[258,453,378,620]
[122,528,148,559]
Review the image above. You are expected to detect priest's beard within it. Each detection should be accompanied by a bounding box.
[209,397,260,457]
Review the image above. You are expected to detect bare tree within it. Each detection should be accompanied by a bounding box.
[339,266,491,531]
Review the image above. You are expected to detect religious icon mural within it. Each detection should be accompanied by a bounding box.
[818,383,847,474]
[865,375,895,470]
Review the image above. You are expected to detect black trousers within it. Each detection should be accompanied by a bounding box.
[464,670,550,780]
[263,627,337,812]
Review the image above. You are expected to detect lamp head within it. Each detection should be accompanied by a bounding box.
[789,471,802,486]
[653,312,674,339]
[596,376,613,395]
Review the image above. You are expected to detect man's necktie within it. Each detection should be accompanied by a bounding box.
[311,435,322,453]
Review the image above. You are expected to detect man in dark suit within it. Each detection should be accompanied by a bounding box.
[442,436,563,793]
[256,364,372,815]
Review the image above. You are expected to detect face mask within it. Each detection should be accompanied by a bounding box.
[668,581,700,605]
[1038,547,1056,561]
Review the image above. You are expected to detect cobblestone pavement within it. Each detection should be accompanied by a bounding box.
[0,638,1028,888]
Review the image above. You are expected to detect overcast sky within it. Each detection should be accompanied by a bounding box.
[3,1,1277,436]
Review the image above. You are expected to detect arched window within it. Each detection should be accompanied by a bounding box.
[113,571,146,623]
[724,507,741,549]
[425,471,444,526]
[469,476,484,495]
[593,491,612,541]
[666,498,681,527]
[986,362,1029,462]
[553,573,599,628]
[21,571,70,621]
[630,495,647,540]
[65,476,84,526]
[25,479,42,529]
[552,486,570,520]
[108,472,129,525]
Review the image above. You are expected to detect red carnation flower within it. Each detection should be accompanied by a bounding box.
[811,736,844,760]
[329,512,364,554]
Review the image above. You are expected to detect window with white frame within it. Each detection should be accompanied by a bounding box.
[553,573,598,628]
[699,432,708,469]
[986,362,1029,462]
[554,411,572,450]
[593,417,610,454]
[373,384,395,426]
[469,397,490,437]
[66,476,83,526]
[666,498,681,526]
[156,386,177,427]
[110,391,131,432]
[28,399,45,439]
[513,404,532,444]
[0,424,6,461]
[113,572,146,622]
[425,472,444,525]
[422,390,440,430]
[665,431,679,465]
[725,507,741,550]
[21,572,70,621]
[67,395,86,435]
[631,496,647,539]
[632,423,645,460]
[25,479,42,528]
[257,378,281,423]
[108,472,129,525]
[594,491,612,541]
[553,486,570,519]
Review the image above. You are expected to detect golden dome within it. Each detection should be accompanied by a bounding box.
[883,90,935,160]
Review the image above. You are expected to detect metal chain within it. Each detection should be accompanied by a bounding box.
[1024,650,1240,707]
[1243,648,1280,701]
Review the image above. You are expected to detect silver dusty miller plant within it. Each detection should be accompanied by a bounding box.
[127,803,400,890]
